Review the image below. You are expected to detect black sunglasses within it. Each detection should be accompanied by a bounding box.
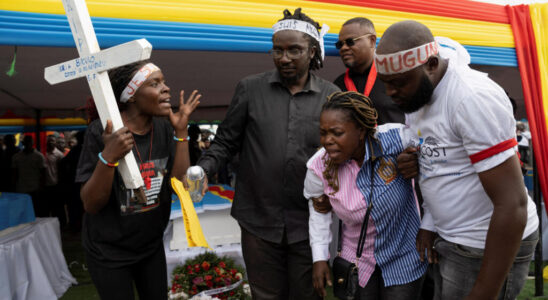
[335,33,374,50]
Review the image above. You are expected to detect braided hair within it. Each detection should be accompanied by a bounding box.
[278,8,323,70]
[322,91,378,193]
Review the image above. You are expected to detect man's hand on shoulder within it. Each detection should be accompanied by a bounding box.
[397,147,419,179]
[312,195,332,213]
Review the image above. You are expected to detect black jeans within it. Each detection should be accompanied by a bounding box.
[357,265,424,300]
[241,226,320,300]
[86,245,167,300]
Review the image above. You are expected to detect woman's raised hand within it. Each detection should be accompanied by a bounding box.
[170,90,201,134]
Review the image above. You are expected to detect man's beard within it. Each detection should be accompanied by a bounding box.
[279,67,308,85]
[343,59,354,69]
[397,74,434,113]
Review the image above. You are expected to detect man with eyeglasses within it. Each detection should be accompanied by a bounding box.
[197,8,338,300]
[333,17,404,125]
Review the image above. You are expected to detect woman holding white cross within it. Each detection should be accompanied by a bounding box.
[75,60,201,300]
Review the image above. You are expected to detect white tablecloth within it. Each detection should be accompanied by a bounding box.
[0,218,77,300]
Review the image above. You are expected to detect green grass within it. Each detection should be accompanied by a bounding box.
[517,278,548,300]
[58,230,548,300]
[59,230,100,300]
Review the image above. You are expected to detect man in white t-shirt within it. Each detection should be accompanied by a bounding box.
[375,20,539,300]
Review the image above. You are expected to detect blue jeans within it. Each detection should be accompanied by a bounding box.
[433,230,538,300]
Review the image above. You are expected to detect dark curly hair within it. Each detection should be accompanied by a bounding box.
[322,91,378,193]
[277,8,323,70]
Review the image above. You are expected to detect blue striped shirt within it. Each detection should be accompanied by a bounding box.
[356,124,427,286]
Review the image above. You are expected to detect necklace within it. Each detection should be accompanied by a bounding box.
[133,121,154,190]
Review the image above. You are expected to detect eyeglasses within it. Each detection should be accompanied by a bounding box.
[335,33,374,50]
[269,48,307,59]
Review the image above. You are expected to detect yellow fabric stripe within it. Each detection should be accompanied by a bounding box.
[529,3,548,127]
[1,0,514,47]
[171,178,210,249]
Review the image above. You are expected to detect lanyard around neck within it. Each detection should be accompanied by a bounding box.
[344,63,377,97]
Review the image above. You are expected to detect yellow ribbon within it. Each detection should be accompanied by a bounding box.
[171,177,210,249]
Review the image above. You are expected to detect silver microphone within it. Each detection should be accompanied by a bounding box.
[186,166,206,203]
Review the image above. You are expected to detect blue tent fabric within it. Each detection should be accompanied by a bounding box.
[0,10,517,66]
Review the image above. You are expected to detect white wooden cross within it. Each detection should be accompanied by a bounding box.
[44,0,149,191]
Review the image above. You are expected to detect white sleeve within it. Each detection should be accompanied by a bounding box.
[304,168,324,199]
[453,88,517,173]
[309,200,332,262]
[304,148,326,199]
[420,204,436,232]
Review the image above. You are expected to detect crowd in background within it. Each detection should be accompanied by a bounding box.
[0,131,84,232]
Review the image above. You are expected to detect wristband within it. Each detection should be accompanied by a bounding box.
[173,136,190,142]
[98,152,119,167]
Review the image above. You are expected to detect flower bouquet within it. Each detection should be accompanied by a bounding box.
[169,252,250,300]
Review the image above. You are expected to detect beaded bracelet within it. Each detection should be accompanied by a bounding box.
[173,136,190,142]
[98,152,119,167]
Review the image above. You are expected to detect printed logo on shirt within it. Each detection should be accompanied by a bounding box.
[120,157,168,216]
[417,132,462,180]
[419,136,447,158]
[377,157,397,184]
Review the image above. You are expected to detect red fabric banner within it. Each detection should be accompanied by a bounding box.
[507,4,548,206]
[308,0,509,24]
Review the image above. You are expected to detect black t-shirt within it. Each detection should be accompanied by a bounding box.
[75,117,175,267]
[333,66,405,125]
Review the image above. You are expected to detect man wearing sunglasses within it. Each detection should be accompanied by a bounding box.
[333,17,404,125]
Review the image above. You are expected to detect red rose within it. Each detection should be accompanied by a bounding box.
[206,280,213,288]
[230,269,237,275]
[194,264,200,272]
[218,261,226,268]
[230,291,235,296]
[204,275,213,281]
[202,261,211,271]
